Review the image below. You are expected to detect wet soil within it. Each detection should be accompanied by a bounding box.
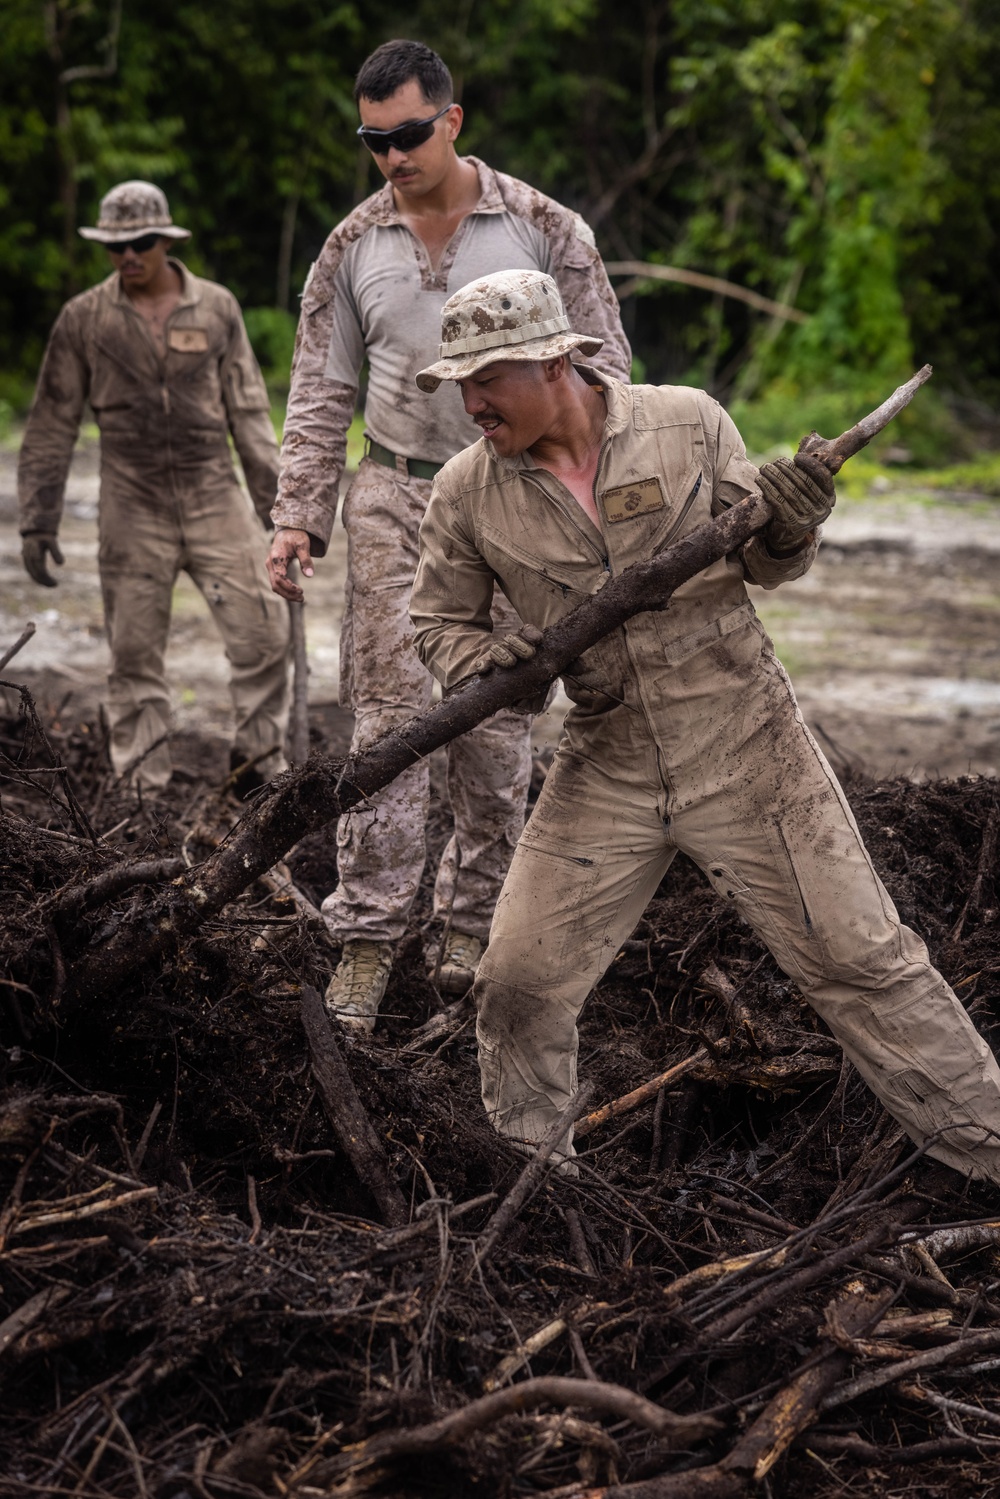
[3,690,1000,1497]
[4,438,1000,1495]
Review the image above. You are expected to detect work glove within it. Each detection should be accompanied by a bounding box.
[757,452,835,552]
[22,532,64,587]
[473,624,544,675]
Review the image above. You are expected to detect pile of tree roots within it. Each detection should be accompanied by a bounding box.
[3,686,1000,1499]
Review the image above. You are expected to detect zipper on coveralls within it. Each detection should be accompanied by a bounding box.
[590,436,680,825]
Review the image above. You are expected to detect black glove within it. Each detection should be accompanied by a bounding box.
[22,532,64,587]
[757,452,835,552]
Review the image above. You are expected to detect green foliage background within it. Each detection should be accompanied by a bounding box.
[2,0,998,458]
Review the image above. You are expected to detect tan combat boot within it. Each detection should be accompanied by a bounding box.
[324,940,393,1034]
[435,931,483,996]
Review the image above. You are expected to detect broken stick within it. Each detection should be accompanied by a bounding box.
[0,622,37,675]
[299,986,407,1227]
[575,1051,707,1139]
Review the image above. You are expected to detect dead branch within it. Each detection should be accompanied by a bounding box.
[576,1052,706,1139]
[798,364,933,473]
[29,371,930,1006]
[333,1376,721,1476]
[0,623,36,674]
[475,1084,595,1265]
[288,593,309,766]
[299,986,407,1228]
[951,796,1000,939]
[52,858,185,919]
[820,1327,1000,1412]
[581,1286,893,1498]
[607,261,809,324]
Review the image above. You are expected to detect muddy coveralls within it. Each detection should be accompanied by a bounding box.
[18,263,290,789]
[272,157,631,946]
[411,374,1000,1183]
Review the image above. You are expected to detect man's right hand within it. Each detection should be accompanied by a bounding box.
[22,533,64,588]
[267,527,315,602]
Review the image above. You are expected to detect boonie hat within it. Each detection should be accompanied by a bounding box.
[79,180,191,245]
[416,269,604,393]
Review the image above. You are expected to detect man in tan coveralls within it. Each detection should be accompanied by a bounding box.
[410,268,1000,1184]
[267,41,630,1025]
[18,181,290,793]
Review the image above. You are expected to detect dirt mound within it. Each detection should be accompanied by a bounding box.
[3,697,1000,1498]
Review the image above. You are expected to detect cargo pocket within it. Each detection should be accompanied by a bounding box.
[502,829,606,970]
[763,784,904,982]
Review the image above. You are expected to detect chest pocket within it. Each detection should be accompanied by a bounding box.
[478,521,596,609]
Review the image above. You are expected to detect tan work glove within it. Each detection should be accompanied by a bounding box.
[473,624,544,675]
[22,532,64,587]
[757,452,835,552]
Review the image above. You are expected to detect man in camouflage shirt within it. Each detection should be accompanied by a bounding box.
[267,40,631,1030]
[18,181,290,793]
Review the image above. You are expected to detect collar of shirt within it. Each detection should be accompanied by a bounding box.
[491,370,632,478]
[367,155,507,228]
[109,257,201,310]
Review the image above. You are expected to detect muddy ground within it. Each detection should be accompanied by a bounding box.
[2,439,1000,781]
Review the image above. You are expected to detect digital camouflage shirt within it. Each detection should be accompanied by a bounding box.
[272,157,632,554]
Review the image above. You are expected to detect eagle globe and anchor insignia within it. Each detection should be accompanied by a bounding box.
[601,475,667,524]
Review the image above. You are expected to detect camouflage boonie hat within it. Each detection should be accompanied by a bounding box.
[79,181,190,245]
[416,269,604,393]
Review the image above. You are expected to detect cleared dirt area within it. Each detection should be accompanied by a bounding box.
[1,437,999,780]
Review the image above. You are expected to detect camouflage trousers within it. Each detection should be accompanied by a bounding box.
[322,457,532,946]
[99,481,290,790]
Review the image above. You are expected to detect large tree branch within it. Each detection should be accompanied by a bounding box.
[53,368,931,1008]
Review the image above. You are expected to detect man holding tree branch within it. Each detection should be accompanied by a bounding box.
[409,268,1000,1183]
[267,41,630,1027]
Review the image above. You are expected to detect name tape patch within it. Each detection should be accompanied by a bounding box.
[169,328,209,353]
[601,476,666,524]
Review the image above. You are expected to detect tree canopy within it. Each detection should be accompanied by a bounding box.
[2,0,998,443]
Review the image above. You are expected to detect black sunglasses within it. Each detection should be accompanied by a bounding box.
[107,233,163,254]
[356,102,455,156]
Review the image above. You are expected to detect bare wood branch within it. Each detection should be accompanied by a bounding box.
[607,261,810,323]
[288,596,310,766]
[475,1084,595,1265]
[575,1051,707,1139]
[820,1327,1000,1412]
[335,1375,721,1476]
[299,986,408,1228]
[0,623,36,674]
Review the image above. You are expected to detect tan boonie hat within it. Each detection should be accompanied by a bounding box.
[79,180,191,244]
[416,269,604,392]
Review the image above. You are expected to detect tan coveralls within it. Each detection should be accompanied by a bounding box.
[411,375,1000,1183]
[272,158,631,944]
[18,263,290,789]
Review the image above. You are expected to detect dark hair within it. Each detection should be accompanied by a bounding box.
[354,40,453,107]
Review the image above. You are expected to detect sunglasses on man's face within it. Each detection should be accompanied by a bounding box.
[108,234,162,255]
[356,102,455,156]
